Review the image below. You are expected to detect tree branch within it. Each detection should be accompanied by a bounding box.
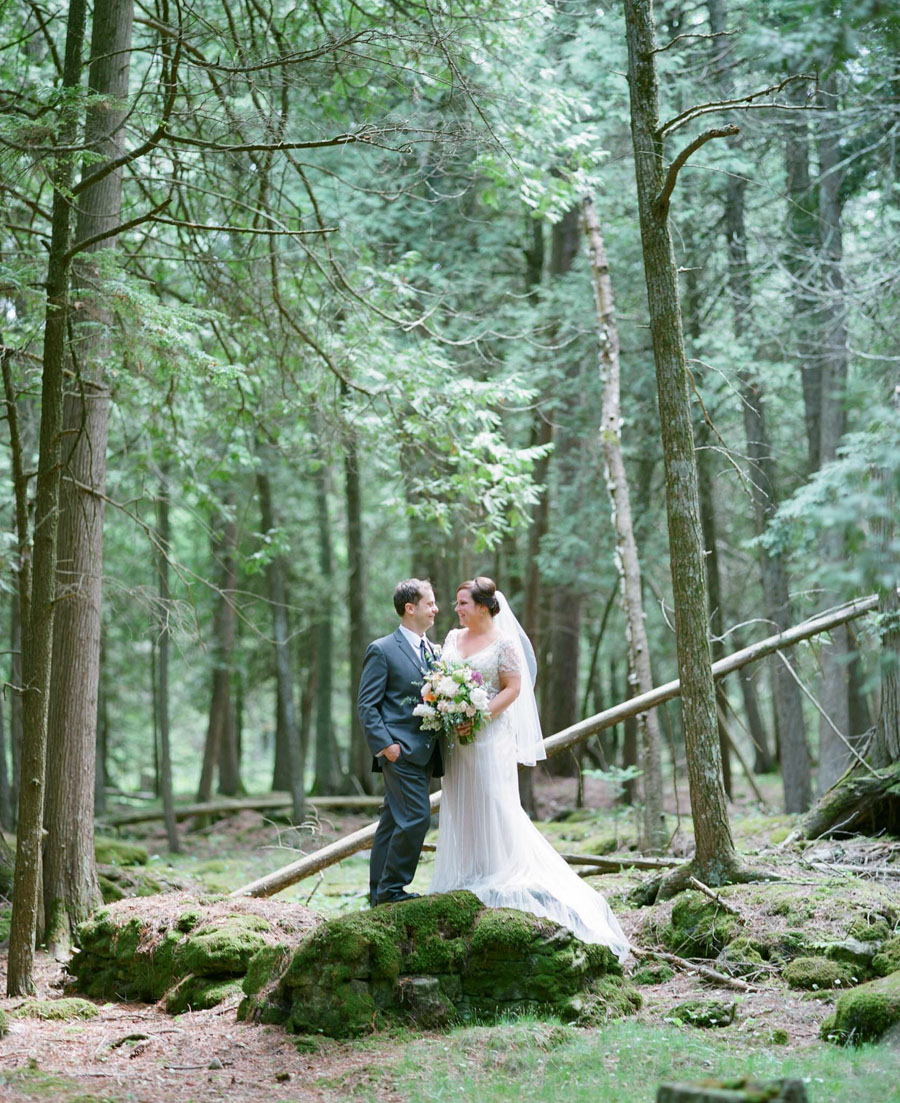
[652,29,737,55]
[654,125,739,217]
[62,199,172,262]
[657,73,818,137]
[148,216,336,237]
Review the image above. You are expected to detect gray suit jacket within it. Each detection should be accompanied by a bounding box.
[357,628,443,776]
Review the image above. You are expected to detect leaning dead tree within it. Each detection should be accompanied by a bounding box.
[582,193,666,854]
[231,593,880,899]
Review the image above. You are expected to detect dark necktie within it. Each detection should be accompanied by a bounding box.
[419,639,429,668]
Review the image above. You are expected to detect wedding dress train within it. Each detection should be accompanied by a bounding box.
[429,631,630,961]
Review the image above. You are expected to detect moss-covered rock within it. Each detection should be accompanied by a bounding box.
[669,998,736,1028]
[716,937,767,979]
[872,935,900,978]
[69,895,318,1013]
[631,962,674,985]
[10,998,98,1021]
[658,892,741,959]
[240,891,634,1038]
[846,916,892,943]
[94,837,149,867]
[783,956,854,991]
[175,915,271,977]
[821,970,900,1044]
[164,975,245,1014]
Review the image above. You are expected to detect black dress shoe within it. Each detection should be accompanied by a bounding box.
[374,891,422,906]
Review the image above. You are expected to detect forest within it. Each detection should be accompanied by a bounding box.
[0,1,898,1101]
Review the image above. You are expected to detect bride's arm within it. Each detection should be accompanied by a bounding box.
[488,669,521,720]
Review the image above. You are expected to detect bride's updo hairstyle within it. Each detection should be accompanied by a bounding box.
[458,576,501,617]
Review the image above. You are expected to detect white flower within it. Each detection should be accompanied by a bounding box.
[437,676,458,698]
[413,704,436,718]
[437,700,452,712]
[470,688,489,710]
[464,704,476,718]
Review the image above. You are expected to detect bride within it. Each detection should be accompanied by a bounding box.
[430,576,630,961]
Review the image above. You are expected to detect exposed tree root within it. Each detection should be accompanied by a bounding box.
[637,860,780,905]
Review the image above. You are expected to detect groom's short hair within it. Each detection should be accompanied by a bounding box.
[393,578,431,616]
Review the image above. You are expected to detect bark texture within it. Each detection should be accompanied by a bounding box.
[623,0,736,881]
[8,0,89,995]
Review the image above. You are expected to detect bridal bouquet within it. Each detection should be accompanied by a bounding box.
[413,659,491,745]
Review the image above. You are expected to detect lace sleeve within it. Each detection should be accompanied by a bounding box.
[497,635,522,675]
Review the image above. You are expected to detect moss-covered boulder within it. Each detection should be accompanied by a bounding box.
[820,970,900,1045]
[240,891,638,1038]
[631,962,675,985]
[94,837,149,867]
[657,892,741,959]
[9,998,98,1021]
[783,956,854,991]
[668,999,736,1028]
[69,894,318,1013]
[716,937,767,979]
[872,935,900,978]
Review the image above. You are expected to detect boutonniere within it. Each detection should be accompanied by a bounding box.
[431,643,442,658]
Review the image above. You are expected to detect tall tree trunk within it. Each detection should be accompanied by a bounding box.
[0,660,9,830]
[257,466,305,822]
[9,590,23,826]
[156,479,180,852]
[696,433,732,799]
[343,406,372,794]
[197,502,238,803]
[312,449,343,794]
[542,207,585,773]
[815,73,853,792]
[582,195,666,851]
[8,0,89,995]
[623,0,736,882]
[43,0,134,953]
[708,0,806,800]
[520,218,547,818]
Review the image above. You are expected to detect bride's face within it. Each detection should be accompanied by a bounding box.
[454,588,481,628]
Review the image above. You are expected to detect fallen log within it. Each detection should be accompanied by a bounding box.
[561,853,684,873]
[631,947,759,993]
[230,594,880,899]
[103,793,383,828]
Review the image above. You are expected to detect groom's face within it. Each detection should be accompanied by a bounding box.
[407,586,438,634]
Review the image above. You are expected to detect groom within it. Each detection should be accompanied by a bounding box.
[358,578,443,906]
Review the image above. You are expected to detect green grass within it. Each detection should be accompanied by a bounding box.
[314,1019,900,1103]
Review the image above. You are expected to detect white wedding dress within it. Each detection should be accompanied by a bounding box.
[429,630,630,961]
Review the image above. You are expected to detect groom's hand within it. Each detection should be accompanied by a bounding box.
[380,743,401,763]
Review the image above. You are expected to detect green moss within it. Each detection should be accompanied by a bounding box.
[164,974,244,1014]
[630,963,674,985]
[659,891,741,959]
[10,998,98,1021]
[821,971,900,1044]
[0,1010,8,1038]
[176,909,202,933]
[97,875,125,903]
[0,906,11,944]
[872,935,900,977]
[175,915,271,977]
[717,937,766,978]
[846,916,891,943]
[769,1027,789,1045]
[94,837,148,867]
[783,956,854,991]
[669,999,736,1028]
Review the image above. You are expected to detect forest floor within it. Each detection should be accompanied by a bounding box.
[1,771,898,1103]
